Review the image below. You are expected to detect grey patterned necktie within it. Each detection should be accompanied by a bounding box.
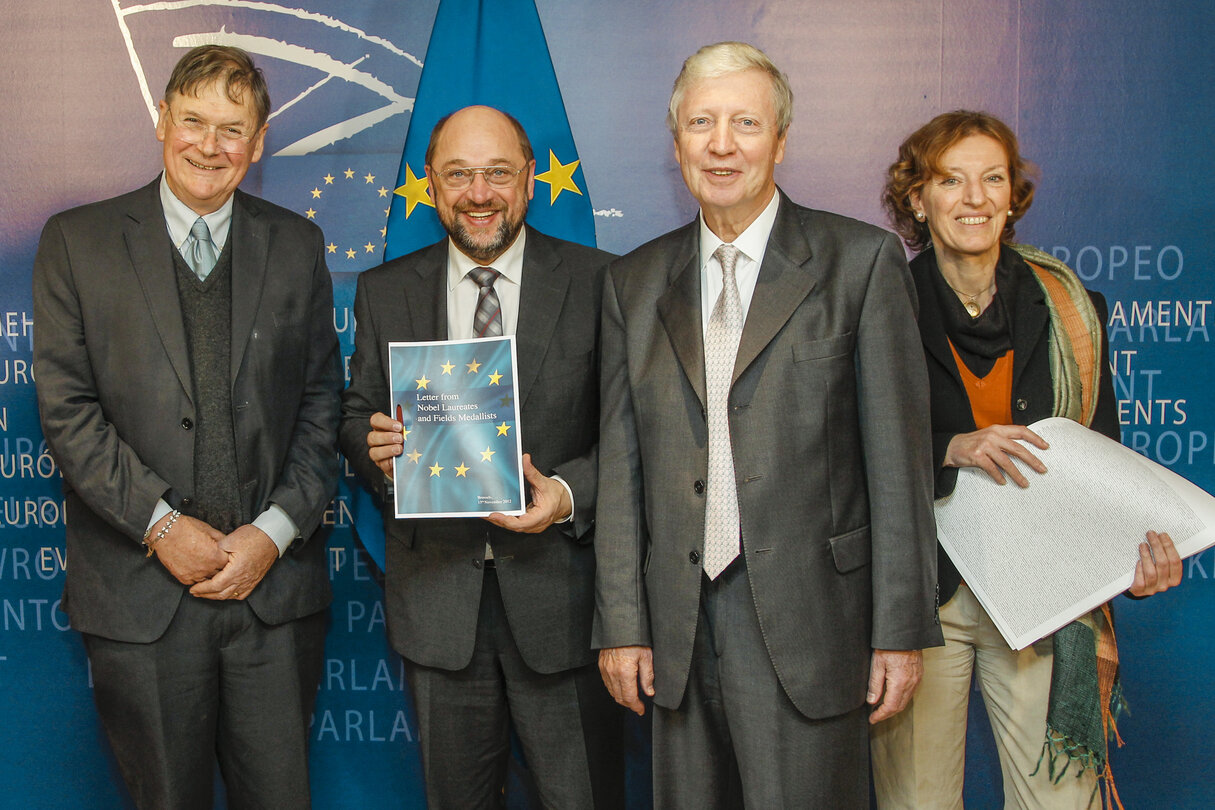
[184,216,219,281]
[703,243,743,579]
[468,266,503,337]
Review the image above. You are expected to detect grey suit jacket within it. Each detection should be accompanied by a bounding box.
[339,227,610,674]
[593,191,942,719]
[33,178,341,643]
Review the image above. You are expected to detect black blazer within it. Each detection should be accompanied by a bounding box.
[33,179,342,642]
[339,227,612,674]
[912,246,1120,603]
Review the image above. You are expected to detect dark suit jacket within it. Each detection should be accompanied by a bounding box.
[339,227,611,674]
[32,178,341,643]
[593,191,942,719]
[912,246,1120,603]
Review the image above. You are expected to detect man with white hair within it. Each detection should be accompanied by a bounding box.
[594,41,942,807]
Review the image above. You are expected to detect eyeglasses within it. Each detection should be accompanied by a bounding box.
[433,165,525,189]
[165,108,256,155]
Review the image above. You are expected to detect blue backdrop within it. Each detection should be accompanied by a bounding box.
[1,1,1211,807]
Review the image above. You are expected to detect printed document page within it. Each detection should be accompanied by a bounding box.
[934,417,1215,649]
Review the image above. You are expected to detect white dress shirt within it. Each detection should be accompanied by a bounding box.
[698,188,781,336]
[443,230,574,531]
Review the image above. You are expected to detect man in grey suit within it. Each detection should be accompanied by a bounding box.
[340,105,621,809]
[32,46,340,809]
[594,42,942,807]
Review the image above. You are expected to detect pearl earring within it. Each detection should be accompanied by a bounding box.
[914,211,925,222]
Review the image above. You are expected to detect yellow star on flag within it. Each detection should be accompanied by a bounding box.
[441,361,455,375]
[466,359,482,373]
[401,426,411,441]
[310,187,322,198]
[429,463,444,477]
[455,462,470,477]
[326,243,337,253]
[304,208,316,219]
[323,173,334,184]
[393,164,434,218]
[416,375,431,390]
[406,448,422,464]
[345,248,357,259]
[378,187,389,198]
[534,150,583,204]
[480,446,496,462]
[488,370,503,386]
[364,172,376,184]
[344,168,355,179]
[364,242,377,253]
[496,422,511,437]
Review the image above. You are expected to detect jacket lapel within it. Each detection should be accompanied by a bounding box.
[912,258,964,389]
[733,191,817,384]
[515,228,568,409]
[656,224,706,408]
[124,180,193,402]
[403,240,450,342]
[1011,263,1049,391]
[229,190,268,388]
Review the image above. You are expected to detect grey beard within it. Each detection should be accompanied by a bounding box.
[448,216,522,264]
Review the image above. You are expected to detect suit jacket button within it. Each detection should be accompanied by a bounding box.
[1015,398,1028,411]
[181,417,193,430]
[181,497,192,508]
[472,559,483,570]
[693,479,705,495]
[689,550,700,565]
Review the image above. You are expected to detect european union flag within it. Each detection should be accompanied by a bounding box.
[384,0,597,260]
[352,0,596,570]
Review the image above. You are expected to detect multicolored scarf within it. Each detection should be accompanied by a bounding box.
[1014,243,1127,810]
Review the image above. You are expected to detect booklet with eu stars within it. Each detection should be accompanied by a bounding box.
[388,335,525,518]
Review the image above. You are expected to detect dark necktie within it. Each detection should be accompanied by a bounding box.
[468,266,503,337]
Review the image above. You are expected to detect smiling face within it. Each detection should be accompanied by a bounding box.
[156,80,265,215]
[673,69,787,242]
[426,106,535,264]
[910,134,1012,271]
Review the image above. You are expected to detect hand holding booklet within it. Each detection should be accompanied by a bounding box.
[934,417,1215,650]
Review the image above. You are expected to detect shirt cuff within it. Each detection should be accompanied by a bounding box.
[253,504,299,557]
[146,499,175,536]
[550,474,574,524]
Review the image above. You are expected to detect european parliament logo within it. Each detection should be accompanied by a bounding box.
[110,1,434,278]
[112,0,423,156]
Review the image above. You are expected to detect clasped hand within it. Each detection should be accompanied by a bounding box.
[152,513,277,601]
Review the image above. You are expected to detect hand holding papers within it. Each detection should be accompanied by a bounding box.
[389,336,525,518]
[934,417,1213,649]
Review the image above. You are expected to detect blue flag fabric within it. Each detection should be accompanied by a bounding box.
[350,0,597,570]
[384,0,596,260]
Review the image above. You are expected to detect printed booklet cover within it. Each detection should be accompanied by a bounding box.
[388,335,525,518]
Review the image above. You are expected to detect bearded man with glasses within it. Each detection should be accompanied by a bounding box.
[340,105,624,809]
[33,45,340,809]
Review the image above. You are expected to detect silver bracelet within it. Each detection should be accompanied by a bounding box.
[145,509,181,558]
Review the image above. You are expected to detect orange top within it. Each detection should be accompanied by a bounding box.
[948,341,1013,429]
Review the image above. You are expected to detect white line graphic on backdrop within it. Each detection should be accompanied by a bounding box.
[111,0,421,155]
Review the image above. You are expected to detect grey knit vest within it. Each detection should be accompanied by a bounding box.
[173,245,243,533]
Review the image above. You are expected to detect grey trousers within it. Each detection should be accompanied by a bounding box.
[404,568,623,810]
[84,597,325,810]
[653,560,869,809]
